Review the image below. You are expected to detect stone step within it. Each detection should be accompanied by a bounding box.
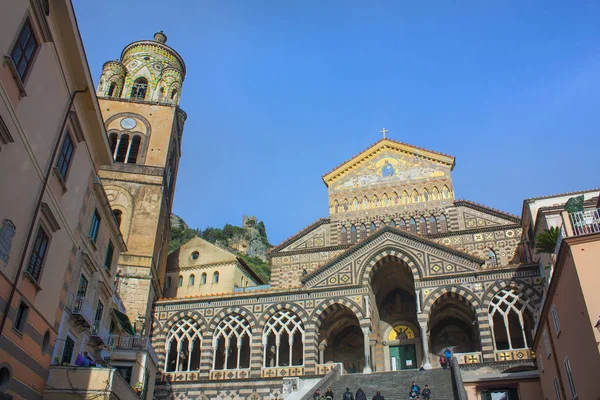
[322,369,457,400]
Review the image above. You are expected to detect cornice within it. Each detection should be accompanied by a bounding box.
[454,200,521,223]
[269,218,330,254]
[426,223,521,239]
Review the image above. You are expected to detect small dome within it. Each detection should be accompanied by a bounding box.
[154,31,167,44]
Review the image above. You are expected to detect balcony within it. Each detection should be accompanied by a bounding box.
[91,320,110,345]
[109,334,159,367]
[45,366,140,400]
[68,294,94,328]
[567,208,600,236]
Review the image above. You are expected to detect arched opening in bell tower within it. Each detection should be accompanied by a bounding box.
[370,256,420,371]
[317,304,364,373]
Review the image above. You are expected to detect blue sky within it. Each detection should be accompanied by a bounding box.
[74,1,600,245]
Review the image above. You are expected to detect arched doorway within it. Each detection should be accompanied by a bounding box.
[317,305,364,373]
[370,256,420,371]
[428,293,481,362]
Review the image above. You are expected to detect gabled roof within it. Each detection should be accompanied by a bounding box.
[454,200,521,223]
[300,225,485,284]
[268,218,330,255]
[524,188,600,202]
[322,138,456,188]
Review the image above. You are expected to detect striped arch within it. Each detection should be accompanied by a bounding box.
[161,310,208,336]
[310,297,366,328]
[208,306,258,332]
[422,285,482,314]
[257,302,309,331]
[359,246,424,285]
[481,280,541,310]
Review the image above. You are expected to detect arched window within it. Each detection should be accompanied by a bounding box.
[213,314,252,370]
[165,318,202,372]
[178,276,183,287]
[442,186,450,199]
[166,276,171,289]
[389,219,396,228]
[158,87,165,101]
[409,218,417,234]
[419,216,428,235]
[131,77,148,100]
[432,187,440,200]
[171,89,178,100]
[488,249,498,267]
[350,225,357,243]
[340,226,347,245]
[429,215,437,234]
[189,274,195,286]
[393,192,399,205]
[333,200,339,213]
[402,191,409,205]
[263,310,304,367]
[352,198,359,211]
[372,195,378,207]
[382,194,389,206]
[489,289,534,351]
[438,214,448,233]
[200,272,207,285]
[423,189,430,201]
[213,271,220,283]
[127,135,141,164]
[412,190,420,203]
[380,220,385,228]
[108,133,118,156]
[399,219,407,231]
[370,222,376,234]
[362,197,368,209]
[107,82,116,97]
[112,209,122,228]
[115,134,129,163]
[343,199,349,211]
[360,224,367,239]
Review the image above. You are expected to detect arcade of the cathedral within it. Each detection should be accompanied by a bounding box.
[152,138,542,399]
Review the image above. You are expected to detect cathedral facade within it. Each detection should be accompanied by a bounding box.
[152,138,543,399]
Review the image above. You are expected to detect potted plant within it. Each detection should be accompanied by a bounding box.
[133,381,144,394]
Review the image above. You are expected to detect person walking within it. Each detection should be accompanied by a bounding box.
[421,385,431,400]
[372,390,384,400]
[439,353,448,370]
[355,388,367,400]
[444,347,452,367]
[343,388,354,400]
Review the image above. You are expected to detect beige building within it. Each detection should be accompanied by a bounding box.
[0,0,120,399]
[164,236,264,299]
[530,193,600,400]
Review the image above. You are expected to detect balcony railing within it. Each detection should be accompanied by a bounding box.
[109,334,159,367]
[569,208,600,236]
[91,320,110,345]
[69,294,94,327]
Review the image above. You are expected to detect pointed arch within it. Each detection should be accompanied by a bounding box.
[372,195,379,208]
[488,289,535,351]
[432,187,440,200]
[399,219,407,231]
[362,196,368,210]
[389,219,396,228]
[419,216,428,235]
[382,193,389,206]
[409,218,417,234]
[262,309,305,367]
[189,274,195,286]
[130,77,148,100]
[212,313,252,370]
[370,222,377,234]
[402,191,409,205]
[341,225,348,245]
[200,272,207,285]
[352,197,359,211]
[164,318,202,372]
[438,213,448,233]
[393,192,399,205]
[343,199,349,212]
[350,225,358,243]
[412,189,420,203]
[423,189,430,201]
[360,224,367,240]
[488,249,498,267]
[442,186,450,199]
[429,215,437,234]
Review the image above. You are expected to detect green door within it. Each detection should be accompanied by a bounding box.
[389,346,400,370]
[399,345,417,370]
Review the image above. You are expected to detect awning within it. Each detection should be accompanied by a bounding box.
[113,309,136,335]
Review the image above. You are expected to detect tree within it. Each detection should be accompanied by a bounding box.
[535,227,561,254]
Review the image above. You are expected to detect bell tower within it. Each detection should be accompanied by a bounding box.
[96,32,187,334]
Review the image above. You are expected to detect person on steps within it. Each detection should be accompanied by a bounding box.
[421,385,431,400]
[410,381,421,396]
[444,347,452,368]
[313,389,322,400]
[355,388,367,400]
[372,390,384,400]
[325,388,334,400]
[408,390,419,400]
[439,353,448,370]
[343,388,354,400]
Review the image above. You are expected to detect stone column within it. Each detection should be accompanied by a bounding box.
[369,339,378,372]
[362,327,372,373]
[419,322,432,369]
[318,341,327,365]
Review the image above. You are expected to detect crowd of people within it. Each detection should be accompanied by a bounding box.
[312,383,433,400]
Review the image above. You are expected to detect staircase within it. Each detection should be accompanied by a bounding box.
[325,369,458,400]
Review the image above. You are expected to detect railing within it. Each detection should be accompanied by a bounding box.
[69,294,94,327]
[454,351,482,365]
[110,334,159,367]
[233,284,272,293]
[450,356,468,400]
[569,208,600,236]
[91,320,110,344]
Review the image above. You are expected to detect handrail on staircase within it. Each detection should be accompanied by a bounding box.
[450,356,468,400]
[299,364,343,400]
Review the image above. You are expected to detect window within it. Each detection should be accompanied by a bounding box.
[429,216,437,234]
[115,366,133,384]
[370,222,376,233]
[10,19,39,80]
[127,135,141,164]
[166,276,171,289]
[115,134,129,163]
[438,213,448,233]
[360,224,367,239]
[481,389,519,400]
[409,218,417,234]
[564,357,577,398]
[489,289,534,350]
[55,133,74,180]
[178,275,183,287]
[213,314,252,370]
[189,274,195,286]
[26,227,49,281]
[399,219,407,231]
[419,216,427,235]
[61,336,75,365]
[171,89,178,100]
[200,273,207,285]
[488,249,498,267]
[107,82,116,97]
[93,301,103,335]
[553,377,562,400]
[112,209,122,228]
[350,225,357,243]
[191,251,199,260]
[89,210,101,243]
[263,309,304,367]
[389,219,396,228]
[104,240,114,270]
[340,226,347,245]
[543,330,551,358]
[130,77,148,100]
[14,302,29,332]
[213,271,219,283]
[551,305,561,335]
[165,318,202,372]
